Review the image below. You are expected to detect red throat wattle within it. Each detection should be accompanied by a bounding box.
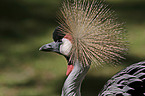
[66,65,74,76]
[63,34,74,76]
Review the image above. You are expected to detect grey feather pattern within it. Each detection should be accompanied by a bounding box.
[99,61,145,96]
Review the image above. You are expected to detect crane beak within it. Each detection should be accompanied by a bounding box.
[39,43,53,52]
[39,42,61,53]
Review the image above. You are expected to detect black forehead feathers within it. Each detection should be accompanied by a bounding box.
[53,26,65,42]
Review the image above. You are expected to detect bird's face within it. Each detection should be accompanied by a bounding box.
[39,26,72,56]
[39,38,72,56]
[39,26,73,76]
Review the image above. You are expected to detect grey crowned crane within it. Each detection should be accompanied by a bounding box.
[39,0,145,96]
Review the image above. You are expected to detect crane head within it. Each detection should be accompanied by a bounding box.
[39,0,128,76]
[39,26,74,76]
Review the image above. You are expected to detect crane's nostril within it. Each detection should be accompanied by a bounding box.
[48,45,52,48]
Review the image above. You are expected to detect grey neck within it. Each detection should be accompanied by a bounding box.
[61,60,90,96]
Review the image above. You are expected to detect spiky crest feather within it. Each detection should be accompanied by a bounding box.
[57,0,128,66]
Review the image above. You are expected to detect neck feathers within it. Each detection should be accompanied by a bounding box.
[61,60,90,96]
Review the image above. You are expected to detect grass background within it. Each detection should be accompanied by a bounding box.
[0,0,145,96]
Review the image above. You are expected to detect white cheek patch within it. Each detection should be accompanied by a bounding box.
[60,38,72,56]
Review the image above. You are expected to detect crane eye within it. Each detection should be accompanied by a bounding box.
[55,39,63,42]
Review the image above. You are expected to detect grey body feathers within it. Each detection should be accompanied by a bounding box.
[99,61,145,96]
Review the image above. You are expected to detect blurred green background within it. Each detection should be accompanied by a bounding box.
[0,0,145,96]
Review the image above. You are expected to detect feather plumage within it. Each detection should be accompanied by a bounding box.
[99,61,145,96]
[57,0,128,66]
